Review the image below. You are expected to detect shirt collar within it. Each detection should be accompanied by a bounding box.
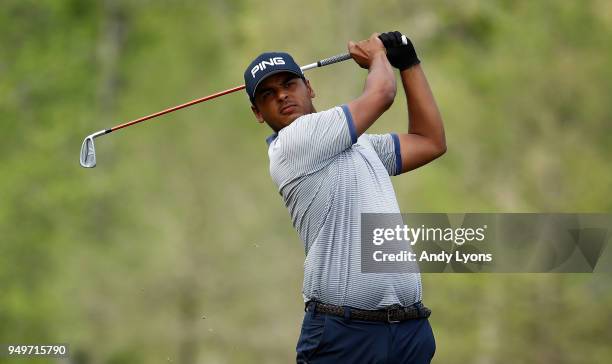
[265,133,278,146]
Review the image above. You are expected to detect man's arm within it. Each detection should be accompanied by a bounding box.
[377,31,446,173]
[396,64,446,173]
[346,33,397,136]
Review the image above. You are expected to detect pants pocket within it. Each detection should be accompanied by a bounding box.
[296,311,327,363]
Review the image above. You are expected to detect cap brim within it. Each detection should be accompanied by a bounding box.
[250,68,304,101]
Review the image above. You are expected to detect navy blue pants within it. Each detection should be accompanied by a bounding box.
[296,303,436,363]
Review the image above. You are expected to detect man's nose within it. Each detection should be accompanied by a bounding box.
[277,88,289,101]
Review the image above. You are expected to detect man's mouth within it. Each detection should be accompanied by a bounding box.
[280,104,297,114]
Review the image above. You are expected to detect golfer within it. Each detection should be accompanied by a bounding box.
[244,32,446,363]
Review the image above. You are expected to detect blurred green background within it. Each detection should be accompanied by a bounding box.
[1,0,611,363]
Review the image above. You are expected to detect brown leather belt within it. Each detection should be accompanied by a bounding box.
[305,301,431,323]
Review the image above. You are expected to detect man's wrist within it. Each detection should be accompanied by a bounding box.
[400,63,420,74]
[371,51,389,66]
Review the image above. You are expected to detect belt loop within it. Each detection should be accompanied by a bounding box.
[343,306,351,322]
[305,301,317,314]
[415,301,423,318]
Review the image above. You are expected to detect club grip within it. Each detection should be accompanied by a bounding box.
[318,53,352,67]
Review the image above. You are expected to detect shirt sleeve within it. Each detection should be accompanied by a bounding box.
[277,105,357,175]
[365,133,403,176]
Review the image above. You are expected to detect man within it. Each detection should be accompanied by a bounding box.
[243,32,446,363]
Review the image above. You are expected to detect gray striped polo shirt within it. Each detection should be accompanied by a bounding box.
[266,105,422,310]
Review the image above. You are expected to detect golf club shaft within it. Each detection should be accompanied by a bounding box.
[105,52,352,134]
[109,85,246,133]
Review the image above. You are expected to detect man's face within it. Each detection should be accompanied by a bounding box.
[251,72,316,131]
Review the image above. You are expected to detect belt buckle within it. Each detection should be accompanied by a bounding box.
[386,308,401,323]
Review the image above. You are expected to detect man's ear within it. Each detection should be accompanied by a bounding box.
[251,104,265,124]
[305,79,315,99]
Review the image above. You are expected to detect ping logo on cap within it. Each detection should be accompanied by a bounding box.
[251,57,286,78]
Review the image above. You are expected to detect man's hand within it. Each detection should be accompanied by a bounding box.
[348,33,387,69]
[378,31,420,71]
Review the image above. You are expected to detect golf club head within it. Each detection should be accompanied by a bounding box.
[80,130,107,168]
[80,136,96,168]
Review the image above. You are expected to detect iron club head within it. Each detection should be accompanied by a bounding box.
[79,130,107,168]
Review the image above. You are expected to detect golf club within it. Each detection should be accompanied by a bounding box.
[79,52,353,168]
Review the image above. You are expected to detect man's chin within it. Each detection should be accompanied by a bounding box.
[283,112,306,125]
